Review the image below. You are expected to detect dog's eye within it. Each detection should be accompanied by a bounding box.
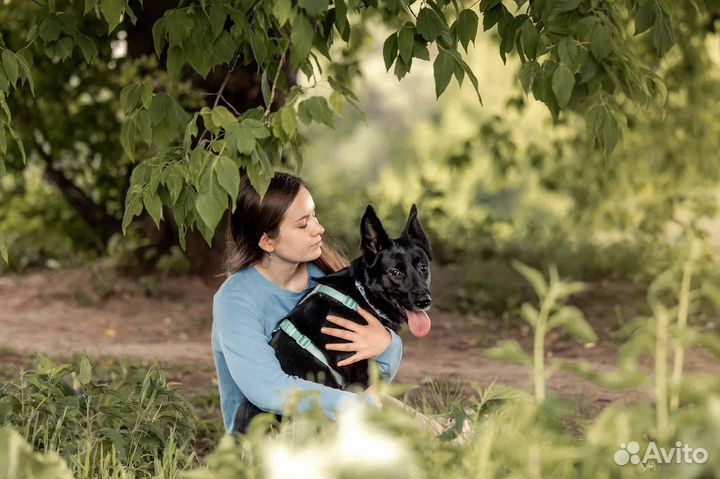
[419,265,428,273]
[388,268,401,277]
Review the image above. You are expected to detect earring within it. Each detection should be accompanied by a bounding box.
[267,250,274,259]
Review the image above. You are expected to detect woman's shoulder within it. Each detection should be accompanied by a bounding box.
[214,269,259,305]
[213,270,263,325]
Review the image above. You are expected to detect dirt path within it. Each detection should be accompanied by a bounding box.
[2,264,719,415]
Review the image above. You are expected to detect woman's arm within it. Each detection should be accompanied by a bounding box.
[215,289,372,419]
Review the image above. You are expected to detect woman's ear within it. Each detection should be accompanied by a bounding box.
[258,233,275,253]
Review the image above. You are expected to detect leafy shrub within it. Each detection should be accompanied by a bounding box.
[0,354,197,478]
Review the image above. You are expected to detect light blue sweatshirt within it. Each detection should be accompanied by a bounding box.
[211,262,404,433]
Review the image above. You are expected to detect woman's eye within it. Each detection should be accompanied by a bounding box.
[300,223,308,229]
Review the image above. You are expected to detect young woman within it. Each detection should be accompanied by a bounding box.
[211,172,403,433]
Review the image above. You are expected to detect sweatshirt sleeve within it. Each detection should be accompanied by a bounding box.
[374,329,403,381]
[214,289,371,419]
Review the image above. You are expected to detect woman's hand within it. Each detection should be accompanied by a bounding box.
[322,306,392,367]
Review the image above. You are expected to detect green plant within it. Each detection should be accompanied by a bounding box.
[486,261,597,403]
[0,426,73,479]
[0,354,198,478]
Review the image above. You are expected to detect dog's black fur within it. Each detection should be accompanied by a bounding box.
[233,204,432,434]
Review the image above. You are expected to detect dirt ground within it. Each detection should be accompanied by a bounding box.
[2,264,720,416]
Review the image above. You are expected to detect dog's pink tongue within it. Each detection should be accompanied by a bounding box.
[405,309,431,337]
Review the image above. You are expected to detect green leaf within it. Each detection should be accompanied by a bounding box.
[519,22,539,60]
[485,340,532,365]
[15,54,34,96]
[634,0,657,35]
[521,303,538,327]
[298,97,334,127]
[457,9,479,52]
[480,0,503,11]
[120,83,141,114]
[75,33,98,64]
[652,11,675,56]
[207,4,227,40]
[519,60,540,94]
[0,123,6,155]
[243,118,272,138]
[246,150,273,198]
[557,38,576,66]
[140,82,153,109]
[152,17,167,58]
[100,0,124,31]
[578,53,598,83]
[552,63,574,107]
[0,427,74,479]
[1,50,19,86]
[383,33,398,71]
[211,106,236,129]
[196,166,227,231]
[602,113,620,154]
[249,30,268,64]
[413,42,430,61]
[84,0,97,15]
[280,106,297,137]
[162,164,184,205]
[143,190,163,227]
[398,25,415,64]
[0,69,8,94]
[483,4,505,31]
[78,356,92,385]
[512,260,547,298]
[299,0,329,16]
[557,0,582,12]
[7,125,25,164]
[549,306,597,342]
[590,23,611,59]
[433,49,455,98]
[122,191,144,234]
[120,120,137,160]
[416,8,442,42]
[131,111,150,146]
[273,0,292,26]
[216,154,240,200]
[226,122,256,155]
[166,45,183,80]
[335,0,348,37]
[291,15,314,66]
[0,229,8,265]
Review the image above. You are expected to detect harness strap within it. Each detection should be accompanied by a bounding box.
[277,284,365,388]
[278,319,345,387]
[300,284,359,310]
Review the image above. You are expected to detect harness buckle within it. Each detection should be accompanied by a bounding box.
[297,336,313,349]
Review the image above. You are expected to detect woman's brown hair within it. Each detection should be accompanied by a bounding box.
[224,172,349,276]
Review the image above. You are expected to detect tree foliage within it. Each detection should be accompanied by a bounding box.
[0,0,712,258]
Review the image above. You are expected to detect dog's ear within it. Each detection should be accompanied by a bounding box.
[361,204,392,262]
[402,204,432,260]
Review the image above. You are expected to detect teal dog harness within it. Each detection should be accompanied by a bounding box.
[276,284,359,388]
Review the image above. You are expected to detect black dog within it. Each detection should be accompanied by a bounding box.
[233,204,433,433]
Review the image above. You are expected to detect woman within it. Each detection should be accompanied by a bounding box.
[212,172,403,433]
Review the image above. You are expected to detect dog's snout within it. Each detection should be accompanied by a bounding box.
[414,294,432,309]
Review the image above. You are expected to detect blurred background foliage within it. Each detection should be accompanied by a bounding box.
[2,2,720,316]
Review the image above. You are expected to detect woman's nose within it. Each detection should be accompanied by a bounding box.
[316,220,325,235]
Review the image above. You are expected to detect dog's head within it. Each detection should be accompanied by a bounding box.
[359,204,432,337]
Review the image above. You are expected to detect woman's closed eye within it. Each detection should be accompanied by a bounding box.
[299,212,317,229]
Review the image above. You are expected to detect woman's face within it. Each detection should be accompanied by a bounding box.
[268,186,325,263]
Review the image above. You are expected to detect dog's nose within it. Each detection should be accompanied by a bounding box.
[414,295,432,309]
